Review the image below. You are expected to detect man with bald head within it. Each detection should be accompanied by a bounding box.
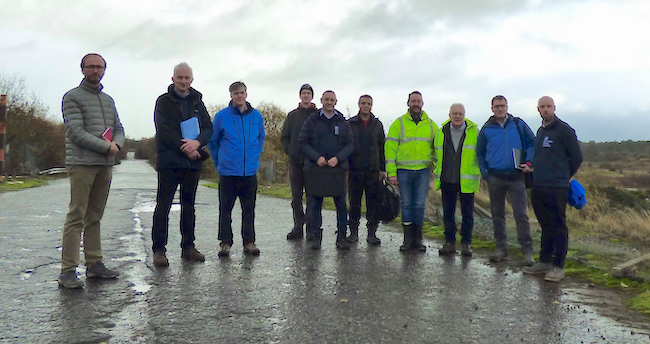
[298,90,354,250]
[151,62,213,266]
[522,96,582,282]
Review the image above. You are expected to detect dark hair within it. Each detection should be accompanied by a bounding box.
[491,95,508,105]
[80,53,106,68]
[229,81,246,93]
[359,94,373,101]
[322,90,336,97]
[408,91,422,101]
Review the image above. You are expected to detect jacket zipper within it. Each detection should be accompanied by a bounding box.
[97,93,109,163]
[241,116,247,176]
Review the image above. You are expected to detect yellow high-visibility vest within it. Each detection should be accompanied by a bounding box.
[385,111,438,177]
[433,119,480,193]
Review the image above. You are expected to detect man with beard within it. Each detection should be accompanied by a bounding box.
[385,91,438,252]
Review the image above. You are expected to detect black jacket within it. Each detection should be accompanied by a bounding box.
[532,116,583,187]
[281,104,318,164]
[298,110,354,196]
[154,85,213,171]
[348,112,386,172]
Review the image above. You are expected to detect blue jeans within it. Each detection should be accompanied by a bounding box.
[307,195,347,236]
[396,168,430,227]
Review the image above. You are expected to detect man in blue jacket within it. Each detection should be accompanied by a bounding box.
[476,95,536,265]
[523,96,583,282]
[208,81,266,257]
[298,90,354,250]
[152,62,213,267]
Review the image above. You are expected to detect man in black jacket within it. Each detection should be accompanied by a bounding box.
[282,84,318,241]
[347,95,386,245]
[298,90,354,250]
[522,96,583,282]
[151,62,213,266]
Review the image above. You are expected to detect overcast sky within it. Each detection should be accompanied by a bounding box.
[1,0,649,142]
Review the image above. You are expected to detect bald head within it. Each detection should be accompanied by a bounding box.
[537,96,556,123]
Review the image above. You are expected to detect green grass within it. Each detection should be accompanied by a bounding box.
[0,178,47,192]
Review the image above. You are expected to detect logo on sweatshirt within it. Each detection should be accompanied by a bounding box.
[543,136,553,148]
[334,125,340,135]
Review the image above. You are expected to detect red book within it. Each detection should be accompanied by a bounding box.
[102,127,113,142]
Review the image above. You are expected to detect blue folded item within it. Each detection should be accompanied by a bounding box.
[180,117,200,140]
[568,179,586,210]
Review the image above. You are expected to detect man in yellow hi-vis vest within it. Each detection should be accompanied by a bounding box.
[385,91,438,252]
[433,103,480,257]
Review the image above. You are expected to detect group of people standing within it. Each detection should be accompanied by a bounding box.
[56,53,582,289]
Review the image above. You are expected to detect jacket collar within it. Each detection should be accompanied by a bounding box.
[349,111,376,122]
[80,79,102,94]
[167,84,201,103]
[487,113,513,126]
[405,110,429,122]
[228,101,254,115]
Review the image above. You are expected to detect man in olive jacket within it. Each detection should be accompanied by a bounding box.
[298,90,354,250]
[347,94,386,245]
[281,84,318,241]
[151,62,213,267]
[58,53,125,289]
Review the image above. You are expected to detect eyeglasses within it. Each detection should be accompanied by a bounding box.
[492,104,507,109]
[83,65,105,71]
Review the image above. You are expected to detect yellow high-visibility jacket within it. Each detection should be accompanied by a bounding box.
[385,111,438,177]
[433,119,481,193]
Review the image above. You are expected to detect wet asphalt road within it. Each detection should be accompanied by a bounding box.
[1,159,650,344]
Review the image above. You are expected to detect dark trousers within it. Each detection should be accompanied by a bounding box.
[307,194,347,236]
[441,182,474,244]
[288,162,309,230]
[152,169,200,253]
[219,175,257,246]
[348,170,379,230]
[532,187,569,268]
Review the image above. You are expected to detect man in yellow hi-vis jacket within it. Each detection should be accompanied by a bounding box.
[385,91,438,252]
[433,103,480,257]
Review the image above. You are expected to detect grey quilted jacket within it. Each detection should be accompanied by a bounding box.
[62,79,125,165]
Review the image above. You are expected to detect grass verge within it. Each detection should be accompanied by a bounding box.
[0,178,48,193]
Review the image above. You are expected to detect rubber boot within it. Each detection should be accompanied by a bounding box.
[311,229,323,249]
[347,224,359,243]
[286,225,303,240]
[412,224,426,252]
[399,224,413,251]
[366,224,381,245]
[336,228,350,250]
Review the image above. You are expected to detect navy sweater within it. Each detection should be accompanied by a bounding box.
[532,116,583,188]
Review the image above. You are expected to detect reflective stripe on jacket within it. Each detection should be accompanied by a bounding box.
[385,111,438,177]
[433,119,481,193]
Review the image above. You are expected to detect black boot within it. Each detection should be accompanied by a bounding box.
[347,225,359,243]
[366,224,381,245]
[336,228,350,250]
[399,224,413,251]
[286,225,303,240]
[412,224,426,252]
[311,229,322,249]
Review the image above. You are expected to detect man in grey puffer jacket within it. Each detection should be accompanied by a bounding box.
[58,53,125,289]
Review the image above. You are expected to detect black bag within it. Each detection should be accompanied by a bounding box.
[377,179,401,223]
[513,117,533,189]
[305,166,346,197]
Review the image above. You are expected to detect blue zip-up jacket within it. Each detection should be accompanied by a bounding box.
[476,114,535,179]
[208,101,266,177]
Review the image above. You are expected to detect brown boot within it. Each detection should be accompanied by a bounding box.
[218,243,231,257]
[461,244,473,257]
[438,242,457,255]
[244,242,260,255]
[153,251,169,267]
[182,247,205,262]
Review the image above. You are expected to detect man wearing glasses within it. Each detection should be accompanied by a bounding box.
[476,95,536,266]
[58,53,125,289]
